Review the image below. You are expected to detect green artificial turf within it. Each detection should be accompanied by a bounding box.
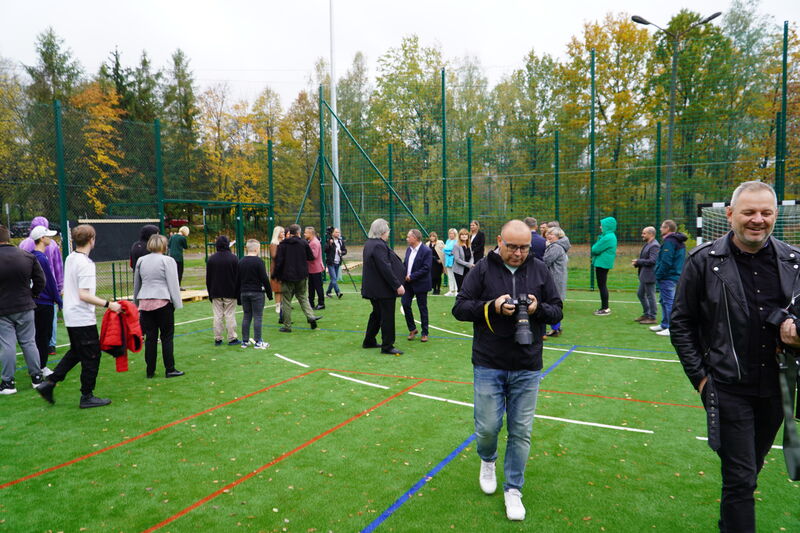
[1,289,798,532]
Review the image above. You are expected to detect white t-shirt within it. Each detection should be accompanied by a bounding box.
[63,251,97,327]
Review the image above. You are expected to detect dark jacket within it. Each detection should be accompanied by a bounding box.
[655,232,688,282]
[0,244,45,315]
[129,224,160,269]
[324,237,347,266]
[452,250,563,371]
[530,231,546,261]
[470,230,486,262]
[237,256,273,300]
[671,233,800,390]
[634,239,661,284]
[272,235,313,282]
[361,238,403,299]
[205,236,239,300]
[33,251,63,307]
[403,243,432,293]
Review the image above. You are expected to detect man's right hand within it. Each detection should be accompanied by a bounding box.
[698,376,708,394]
[494,294,515,316]
[397,285,405,296]
[109,301,122,314]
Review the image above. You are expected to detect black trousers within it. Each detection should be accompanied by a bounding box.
[713,387,783,533]
[431,261,443,294]
[176,261,184,285]
[308,272,324,307]
[139,303,176,376]
[363,297,396,350]
[595,267,609,309]
[51,325,101,397]
[34,304,55,368]
[401,288,429,336]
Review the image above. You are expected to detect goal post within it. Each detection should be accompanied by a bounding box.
[696,200,800,245]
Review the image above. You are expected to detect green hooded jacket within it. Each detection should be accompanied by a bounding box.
[590,217,618,269]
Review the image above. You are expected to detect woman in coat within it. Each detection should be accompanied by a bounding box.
[452,228,474,292]
[426,232,445,295]
[269,226,285,322]
[590,217,618,316]
[543,227,570,337]
[442,228,458,296]
[134,234,184,378]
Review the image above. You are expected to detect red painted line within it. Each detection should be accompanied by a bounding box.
[0,369,321,491]
[141,379,428,533]
[540,388,703,409]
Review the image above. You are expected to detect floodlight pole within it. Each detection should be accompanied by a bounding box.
[632,12,721,219]
[329,0,341,230]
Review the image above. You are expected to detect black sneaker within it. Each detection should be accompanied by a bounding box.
[314,304,325,310]
[79,395,112,409]
[227,339,240,346]
[0,379,17,395]
[214,339,223,346]
[36,380,55,403]
[165,369,185,378]
[279,326,292,333]
[31,374,44,389]
[337,293,343,299]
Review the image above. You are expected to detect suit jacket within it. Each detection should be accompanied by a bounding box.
[470,230,486,261]
[361,238,403,299]
[403,243,432,293]
[634,239,660,283]
[530,231,547,260]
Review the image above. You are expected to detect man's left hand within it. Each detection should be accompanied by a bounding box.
[780,318,800,348]
[526,294,538,315]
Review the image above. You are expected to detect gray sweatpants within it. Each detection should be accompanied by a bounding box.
[0,310,42,382]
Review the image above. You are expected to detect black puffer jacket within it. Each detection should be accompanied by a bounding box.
[205,236,239,300]
[272,235,313,282]
[129,224,160,269]
[452,250,563,371]
[671,233,800,390]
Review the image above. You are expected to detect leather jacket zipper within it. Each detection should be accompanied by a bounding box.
[721,285,743,381]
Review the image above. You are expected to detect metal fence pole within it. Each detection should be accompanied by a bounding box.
[589,48,596,291]
[775,112,782,191]
[54,100,69,261]
[656,122,662,224]
[318,85,326,235]
[467,137,473,224]
[554,131,560,221]
[236,203,244,258]
[441,68,447,235]
[154,119,164,232]
[388,143,394,249]
[779,21,788,200]
[268,139,275,239]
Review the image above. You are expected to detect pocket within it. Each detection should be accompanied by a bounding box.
[80,337,101,360]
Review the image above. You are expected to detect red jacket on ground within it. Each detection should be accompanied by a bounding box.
[100,300,143,372]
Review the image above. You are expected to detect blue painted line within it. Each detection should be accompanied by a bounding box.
[361,433,477,533]
[542,345,577,378]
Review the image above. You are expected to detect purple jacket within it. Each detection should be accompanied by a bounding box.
[33,251,63,307]
[18,216,64,292]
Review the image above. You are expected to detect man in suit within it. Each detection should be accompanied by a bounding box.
[631,226,660,325]
[524,217,546,260]
[470,220,486,262]
[402,229,432,343]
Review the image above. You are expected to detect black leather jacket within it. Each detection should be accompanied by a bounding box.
[671,233,800,390]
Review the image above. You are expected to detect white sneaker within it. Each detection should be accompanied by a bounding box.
[656,328,671,336]
[41,367,54,377]
[504,488,525,521]
[240,341,248,349]
[649,325,665,332]
[253,341,270,350]
[249,338,256,345]
[479,460,497,494]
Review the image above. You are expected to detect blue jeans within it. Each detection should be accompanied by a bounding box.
[658,279,676,329]
[473,365,542,491]
[326,264,341,295]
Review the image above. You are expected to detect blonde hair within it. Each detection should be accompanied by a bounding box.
[271,226,285,245]
[179,226,190,236]
[447,227,457,240]
[147,234,168,254]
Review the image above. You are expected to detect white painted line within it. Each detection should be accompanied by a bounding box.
[426,323,473,338]
[274,353,309,368]
[695,436,783,450]
[569,298,639,305]
[329,373,389,389]
[408,391,475,407]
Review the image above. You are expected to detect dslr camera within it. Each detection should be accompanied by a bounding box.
[504,294,533,345]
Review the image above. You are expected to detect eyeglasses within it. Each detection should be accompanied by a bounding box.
[501,239,531,253]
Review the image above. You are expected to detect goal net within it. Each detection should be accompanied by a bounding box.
[697,200,800,246]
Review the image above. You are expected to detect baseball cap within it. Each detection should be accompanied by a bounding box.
[30,225,57,241]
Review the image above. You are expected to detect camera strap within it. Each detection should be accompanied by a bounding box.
[776,350,800,481]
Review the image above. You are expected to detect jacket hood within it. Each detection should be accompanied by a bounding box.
[30,216,49,230]
[600,217,617,234]
[215,235,231,251]
[666,232,688,244]
[140,224,159,241]
[283,235,306,245]
[553,237,571,253]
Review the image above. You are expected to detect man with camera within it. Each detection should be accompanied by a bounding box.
[671,181,800,532]
[452,219,562,521]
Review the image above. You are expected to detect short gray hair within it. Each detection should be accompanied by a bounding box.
[245,239,260,252]
[368,218,390,239]
[407,228,422,242]
[643,226,656,236]
[546,227,565,239]
[730,181,777,208]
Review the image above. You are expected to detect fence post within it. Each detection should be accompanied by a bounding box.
[554,131,560,221]
[388,144,394,250]
[656,122,662,225]
[778,20,788,201]
[589,48,596,291]
[112,263,117,301]
[54,100,69,261]
[318,85,326,235]
[775,112,782,191]
[236,203,244,258]
[154,119,164,232]
[268,139,275,239]
[441,68,448,235]
[467,137,473,224]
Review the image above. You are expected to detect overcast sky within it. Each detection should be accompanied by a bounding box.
[1,0,797,108]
